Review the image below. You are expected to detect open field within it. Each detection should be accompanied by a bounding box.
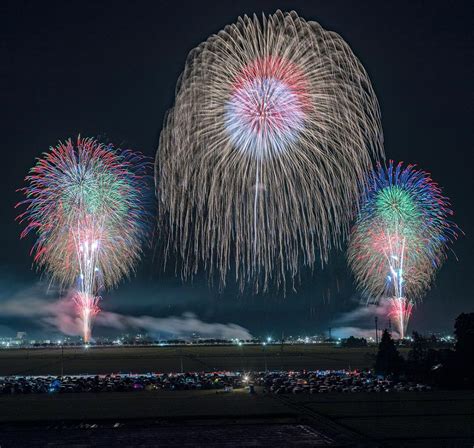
[0,389,364,447]
[1,345,471,447]
[0,389,472,447]
[0,344,391,376]
[283,390,474,447]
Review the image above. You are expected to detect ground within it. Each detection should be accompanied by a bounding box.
[283,390,474,447]
[0,389,473,447]
[1,345,472,447]
[0,344,383,375]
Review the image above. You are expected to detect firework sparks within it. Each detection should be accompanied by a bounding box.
[388,296,413,340]
[73,292,100,343]
[17,136,151,342]
[348,161,459,338]
[156,10,383,292]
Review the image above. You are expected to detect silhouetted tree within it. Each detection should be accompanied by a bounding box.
[375,329,404,376]
[408,332,428,364]
[406,332,442,380]
[342,336,367,348]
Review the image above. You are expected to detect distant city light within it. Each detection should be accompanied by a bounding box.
[0,332,457,349]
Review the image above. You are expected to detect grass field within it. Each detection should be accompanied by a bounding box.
[283,390,474,447]
[0,344,389,376]
[1,389,472,447]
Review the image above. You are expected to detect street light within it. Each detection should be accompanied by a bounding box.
[238,342,244,371]
[262,342,268,372]
[60,343,64,377]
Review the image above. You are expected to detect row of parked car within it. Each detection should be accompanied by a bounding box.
[254,370,431,394]
[0,372,242,394]
[0,370,430,395]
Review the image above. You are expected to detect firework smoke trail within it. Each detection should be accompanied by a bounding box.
[17,137,151,342]
[156,10,384,292]
[347,161,459,338]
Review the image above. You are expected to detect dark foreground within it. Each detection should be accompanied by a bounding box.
[0,347,471,447]
[2,421,335,448]
[1,388,473,447]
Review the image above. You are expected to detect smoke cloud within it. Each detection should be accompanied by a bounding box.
[0,283,252,340]
[332,298,399,339]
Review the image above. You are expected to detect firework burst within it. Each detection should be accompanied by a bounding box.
[17,136,151,342]
[348,161,459,338]
[156,10,383,292]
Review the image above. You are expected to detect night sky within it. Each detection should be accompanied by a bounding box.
[1,0,472,339]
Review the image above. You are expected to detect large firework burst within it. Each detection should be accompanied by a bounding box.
[156,10,383,292]
[347,161,459,337]
[17,136,151,341]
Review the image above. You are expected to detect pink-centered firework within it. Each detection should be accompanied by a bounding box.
[17,136,151,342]
[156,10,383,292]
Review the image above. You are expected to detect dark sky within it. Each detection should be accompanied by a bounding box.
[1,0,472,338]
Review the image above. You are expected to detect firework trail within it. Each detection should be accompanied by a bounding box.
[388,297,413,339]
[17,136,151,342]
[347,161,459,338]
[156,10,383,292]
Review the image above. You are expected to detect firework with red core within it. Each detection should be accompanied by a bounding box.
[225,56,311,158]
[157,10,383,292]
